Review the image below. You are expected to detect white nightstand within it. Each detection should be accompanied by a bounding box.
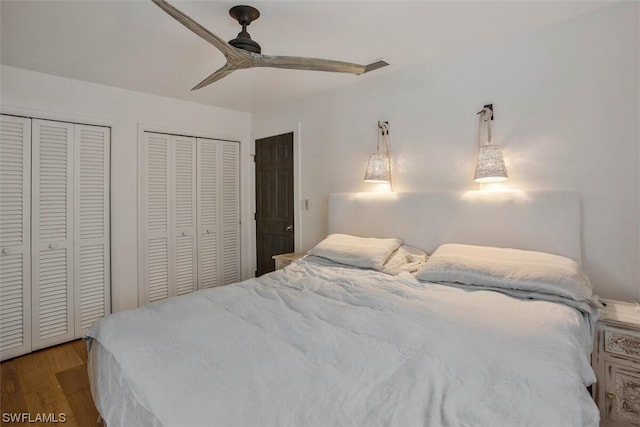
[272,252,305,270]
[592,298,640,426]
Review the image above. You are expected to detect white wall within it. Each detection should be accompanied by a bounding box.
[1,65,253,312]
[252,2,640,301]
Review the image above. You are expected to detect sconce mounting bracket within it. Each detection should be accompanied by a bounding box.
[483,104,494,120]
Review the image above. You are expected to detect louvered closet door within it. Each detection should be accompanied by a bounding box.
[31,119,74,350]
[140,133,197,302]
[140,132,172,303]
[73,125,110,336]
[197,139,240,289]
[172,136,197,296]
[197,138,219,289]
[220,141,240,285]
[0,115,32,361]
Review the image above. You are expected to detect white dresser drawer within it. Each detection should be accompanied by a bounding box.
[604,330,640,362]
[604,361,640,425]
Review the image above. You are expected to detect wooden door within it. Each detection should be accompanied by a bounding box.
[255,133,294,276]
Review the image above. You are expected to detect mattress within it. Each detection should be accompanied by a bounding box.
[86,259,599,426]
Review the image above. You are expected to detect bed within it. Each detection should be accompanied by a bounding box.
[86,191,600,426]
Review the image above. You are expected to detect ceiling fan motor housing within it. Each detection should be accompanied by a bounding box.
[229,32,261,53]
[228,5,261,53]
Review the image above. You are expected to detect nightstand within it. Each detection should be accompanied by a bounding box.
[272,252,305,270]
[592,298,640,426]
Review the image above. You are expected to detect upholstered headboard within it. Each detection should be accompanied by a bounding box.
[328,191,583,263]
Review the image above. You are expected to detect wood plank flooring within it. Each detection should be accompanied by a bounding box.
[1,340,100,427]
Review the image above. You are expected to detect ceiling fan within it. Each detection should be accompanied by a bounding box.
[151,0,389,90]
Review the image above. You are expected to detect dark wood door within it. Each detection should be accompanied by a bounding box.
[255,132,294,276]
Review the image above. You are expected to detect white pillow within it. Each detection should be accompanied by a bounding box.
[380,246,429,275]
[307,234,402,270]
[415,243,594,303]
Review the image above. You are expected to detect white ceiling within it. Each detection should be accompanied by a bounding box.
[1,0,616,113]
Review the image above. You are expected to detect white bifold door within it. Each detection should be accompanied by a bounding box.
[139,133,240,305]
[0,115,110,360]
[197,138,241,289]
[0,116,32,360]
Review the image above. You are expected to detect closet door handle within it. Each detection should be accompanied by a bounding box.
[2,248,11,255]
[49,243,59,249]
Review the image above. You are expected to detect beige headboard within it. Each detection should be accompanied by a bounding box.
[328,191,583,263]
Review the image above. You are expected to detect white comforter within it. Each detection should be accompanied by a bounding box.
[86,260,599,427]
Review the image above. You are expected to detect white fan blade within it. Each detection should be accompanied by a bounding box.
[192,65,237,90]
[152,0,243,60]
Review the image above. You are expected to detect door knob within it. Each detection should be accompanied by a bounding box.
[49,243,59,249]
[285,225,294,232]
[2,248,11,255]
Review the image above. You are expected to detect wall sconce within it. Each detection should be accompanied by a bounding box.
[364,121,393,189]
[474,105,508,183]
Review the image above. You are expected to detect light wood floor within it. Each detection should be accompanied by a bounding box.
[1,340,100,427]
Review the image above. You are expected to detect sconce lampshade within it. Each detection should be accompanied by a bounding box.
[474,144,508,183]
[364,153,391,183]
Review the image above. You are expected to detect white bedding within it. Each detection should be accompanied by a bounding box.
[415,243,600,318]
[307,233,403,269]
[86,259,599,427]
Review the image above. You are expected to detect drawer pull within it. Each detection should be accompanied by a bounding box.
[606,392,616,400]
